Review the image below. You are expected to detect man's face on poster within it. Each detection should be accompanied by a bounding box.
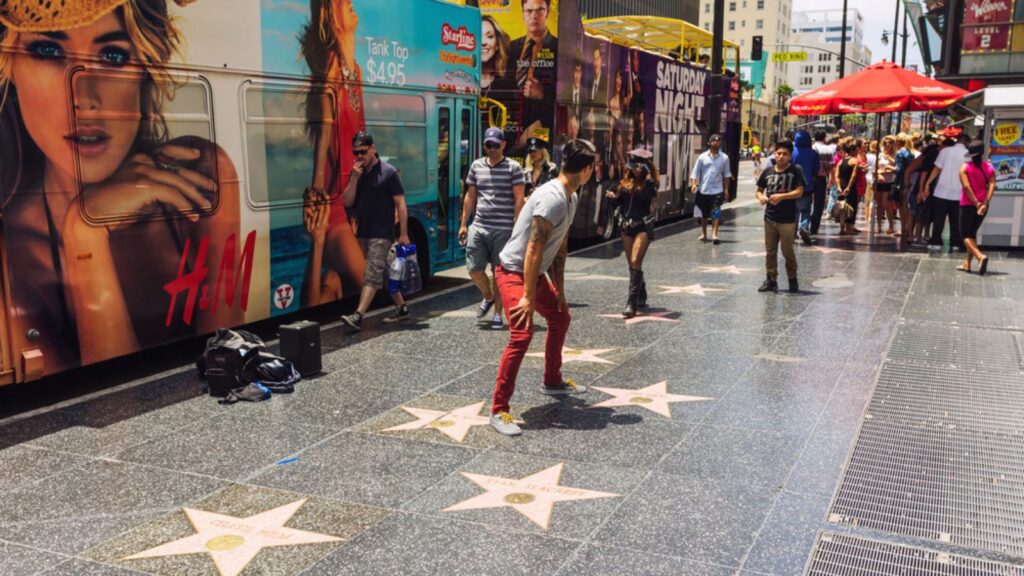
[522,0,548,39]
[567,114,580,139]
[573,64,582,88]
[593,47,602,74]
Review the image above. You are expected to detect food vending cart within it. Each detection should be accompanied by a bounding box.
[965,86,1024,248]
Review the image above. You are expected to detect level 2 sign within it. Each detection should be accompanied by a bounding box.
[772,51,807,62]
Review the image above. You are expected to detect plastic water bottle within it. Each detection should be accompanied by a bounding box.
[711,205,721,220]
[401,244,422,296]
[387,244,406,294]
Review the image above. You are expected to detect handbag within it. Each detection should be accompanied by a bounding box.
[831,199,853,222]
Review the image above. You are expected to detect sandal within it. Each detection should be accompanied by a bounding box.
[956,263,971,273]
[979,257,989,276]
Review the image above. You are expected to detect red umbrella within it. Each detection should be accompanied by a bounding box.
[789,61,968,116]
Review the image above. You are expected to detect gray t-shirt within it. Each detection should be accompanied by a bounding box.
[499,179,578,274]
[465,157,526,231]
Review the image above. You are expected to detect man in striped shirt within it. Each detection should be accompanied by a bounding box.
[459,127,527,330]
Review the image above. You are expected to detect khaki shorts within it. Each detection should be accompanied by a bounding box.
[359,238,392,289]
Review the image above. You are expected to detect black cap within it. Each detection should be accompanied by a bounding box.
[526,137,549,152]
[352,131,374,147]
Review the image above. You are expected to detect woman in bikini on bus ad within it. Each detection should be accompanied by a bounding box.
[300,0,367,307]
[0,0,242,373]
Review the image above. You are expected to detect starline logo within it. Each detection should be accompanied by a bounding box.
[969,0,1009,19]
[442,23,476,52]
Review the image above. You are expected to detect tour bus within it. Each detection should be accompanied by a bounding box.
[479,0,742,238]
[0,0,736,383]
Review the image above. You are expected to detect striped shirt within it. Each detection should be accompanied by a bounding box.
[466,156,526,231]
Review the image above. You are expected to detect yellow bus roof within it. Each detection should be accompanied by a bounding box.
[582,16,740,70]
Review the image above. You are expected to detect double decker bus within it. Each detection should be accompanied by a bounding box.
[0,0,736,383]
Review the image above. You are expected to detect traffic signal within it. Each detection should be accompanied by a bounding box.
[751,36,763,61]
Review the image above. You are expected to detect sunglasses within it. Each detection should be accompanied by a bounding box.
[484,141,501,149]
[353,148,370,157]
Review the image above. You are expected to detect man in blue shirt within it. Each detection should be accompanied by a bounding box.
[791,130,820,245]
[689,134,732,245]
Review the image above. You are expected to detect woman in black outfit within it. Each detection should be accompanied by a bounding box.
[836,140,860,235]
[606,149,659,318]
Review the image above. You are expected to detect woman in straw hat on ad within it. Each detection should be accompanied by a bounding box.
[0,0,242,373]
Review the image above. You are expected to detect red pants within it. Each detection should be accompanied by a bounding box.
[492,266,571,414]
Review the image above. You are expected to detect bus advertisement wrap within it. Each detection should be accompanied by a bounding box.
[480,0,560,148]
[0,0,735,382]
[0,0,480,378]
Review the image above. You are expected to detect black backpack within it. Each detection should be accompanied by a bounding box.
[197,329,299,397]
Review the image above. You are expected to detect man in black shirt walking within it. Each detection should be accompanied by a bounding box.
[340,132,411,330]
[755,140,805,293]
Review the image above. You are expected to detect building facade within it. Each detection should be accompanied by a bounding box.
[787,9,872,93]
[698,0,794,100]
[577,0,700,22]
[929,0,1024,86]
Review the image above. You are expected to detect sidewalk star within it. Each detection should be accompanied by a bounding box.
[383,402,514,443]
[698,265,755,275]
[598,312,681,325]
[656,284,726,297]
[589,381,712,417]
[527,346,616,364]
[122,500,341,576]
[443,463,619,529]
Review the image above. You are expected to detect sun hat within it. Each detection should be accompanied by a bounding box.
[0,0,131,32]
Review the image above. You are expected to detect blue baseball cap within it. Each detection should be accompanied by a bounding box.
[483,127,505,144]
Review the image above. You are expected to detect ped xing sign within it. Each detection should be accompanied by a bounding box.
[772,51,808,62]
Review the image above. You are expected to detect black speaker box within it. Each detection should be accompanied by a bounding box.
[279,320,322,376]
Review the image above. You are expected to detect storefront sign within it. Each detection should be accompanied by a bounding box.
[992,120,1024,191]
[962,0,1014,52]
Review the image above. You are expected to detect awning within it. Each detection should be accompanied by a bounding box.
[582,16,741,71]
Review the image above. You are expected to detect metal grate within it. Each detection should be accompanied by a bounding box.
[806,533,1024,575]
[887,324,1024,374]
[830,342,1024,556]
[901,296,1021,330]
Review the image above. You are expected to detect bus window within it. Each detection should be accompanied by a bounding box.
[364,91,428,194]
[365,124,427,193]
[437,106,451,253]
[363,92,426,124]
[242,82,326,207]
[73,69,217,223]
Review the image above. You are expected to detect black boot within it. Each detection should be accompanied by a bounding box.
[623,269,639,318]
[637,270,647,309]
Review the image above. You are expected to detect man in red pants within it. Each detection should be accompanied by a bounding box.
[489,139,597,436]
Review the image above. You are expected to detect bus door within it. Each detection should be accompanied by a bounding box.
[434,97,475,267]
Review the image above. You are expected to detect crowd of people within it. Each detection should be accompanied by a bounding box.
[333,122,996,435]
[749,125,996,275]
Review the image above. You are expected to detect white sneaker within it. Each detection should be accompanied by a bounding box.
[489,412,522,436]
[927,244,942,251]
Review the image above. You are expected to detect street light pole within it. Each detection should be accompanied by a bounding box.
[887,0,901,134]
[838,0,849,79]
[837,0,849,131]
[708,0,725,138]
[896,6,910,133]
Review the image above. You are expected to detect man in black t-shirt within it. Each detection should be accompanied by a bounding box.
[755,140,805,293]
[340,132,411,330]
